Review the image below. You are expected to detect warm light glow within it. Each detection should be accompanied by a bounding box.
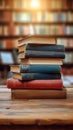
[31,0,39,8]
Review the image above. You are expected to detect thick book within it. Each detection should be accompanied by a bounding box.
[18,35,56,46]
[10,65,61,73]
[20,58,63,65]
[11,87,67,99]
[13,72,61,80]
[7,78,63,89]
[18,44,65,53]
[18,50,65,59]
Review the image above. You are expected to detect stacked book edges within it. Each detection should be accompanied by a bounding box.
[7,36,67,99]
[7,78,66,99]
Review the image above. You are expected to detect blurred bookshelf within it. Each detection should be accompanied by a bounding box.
[0,0,73,82]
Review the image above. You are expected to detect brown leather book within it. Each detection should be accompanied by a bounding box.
[11,87,67,99]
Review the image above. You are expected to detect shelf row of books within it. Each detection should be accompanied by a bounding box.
[0,0,73,10]
[0,25,73,36]
[0,39,18,49]
[64,52,73,63]
[0,39,73,50]
[1,11,73,22]
[13,0,73,10]
[57,39,73,47]
[13,12,73,22]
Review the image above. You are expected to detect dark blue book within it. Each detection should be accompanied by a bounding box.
[11,65,61,73]
[19,44,65,52]
[13,73,61,81]
[19,50,65,59]
[26,44,65,52]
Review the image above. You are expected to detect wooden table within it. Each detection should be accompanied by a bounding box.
[0,85,73,130]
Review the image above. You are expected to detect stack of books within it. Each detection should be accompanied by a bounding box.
[7,36,67,99]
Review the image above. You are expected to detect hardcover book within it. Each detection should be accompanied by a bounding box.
[10,65,61,73]
[18,35,56,46]
[13,72,61,81]
[18,50,65,59]
[18,44,65,53]
[7,78,63,90]
[11,87,67,99]
[20,58,63,65]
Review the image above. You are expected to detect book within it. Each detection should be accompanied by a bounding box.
[7,78,63,90]
[11,87,67,99]
[3,11,11,22]
[18,36,56,46]
[20,58,63,65]
[18,50,65,59]
[6,40,13,49]
[35,25,48,35]
[18,44,65,53]
[10,65,61,73]
[13,73,61,81]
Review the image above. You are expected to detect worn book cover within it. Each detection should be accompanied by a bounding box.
[11,87,67,99]
[10,65,61,73]
[20,58,63,65]
[18,35,56,46]
[7,78,63,89]
[18,50,65,59]
[18,44,65,53]
[13,72,61,81]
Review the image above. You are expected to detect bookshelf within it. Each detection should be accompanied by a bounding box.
[0,0,73,78]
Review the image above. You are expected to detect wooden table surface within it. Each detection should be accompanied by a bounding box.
[0,85,73,130]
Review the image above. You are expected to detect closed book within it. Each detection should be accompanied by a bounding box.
[11,87,67,99]
[20,58,63,65]
[18,50,65,59]
[18,36,56,46]
[13,72,61,81]
[10,65,61,73]
[18,44,65,53]
[7,78,63,89]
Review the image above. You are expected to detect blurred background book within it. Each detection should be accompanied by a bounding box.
[0,0,73,86]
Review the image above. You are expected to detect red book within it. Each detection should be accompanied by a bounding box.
[6,40,13,49]
[7,78,63,90]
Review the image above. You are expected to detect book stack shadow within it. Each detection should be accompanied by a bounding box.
[7,36,67,99]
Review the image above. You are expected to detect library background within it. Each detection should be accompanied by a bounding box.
[0,0,73,86]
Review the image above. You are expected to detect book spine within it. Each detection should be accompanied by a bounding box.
[11,88,67,99]
[7,78,63,89]
[21,73,61,80]
[26,44,65,52]
[20,65,61,73]
[25,50,65,59]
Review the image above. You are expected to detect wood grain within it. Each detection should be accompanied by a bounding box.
[0,85,73,127]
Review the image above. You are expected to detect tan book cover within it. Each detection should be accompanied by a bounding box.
[18,35,56,46]
[20,58,63,65]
